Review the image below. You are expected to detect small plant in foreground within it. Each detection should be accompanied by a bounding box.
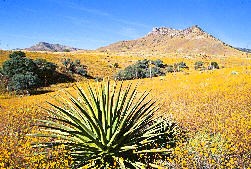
[31,81,182,168]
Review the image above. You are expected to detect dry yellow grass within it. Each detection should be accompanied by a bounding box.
[0,50,251,168]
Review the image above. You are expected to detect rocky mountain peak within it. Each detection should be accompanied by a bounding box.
[25,42,80,52]
[148,27,179,36]
[147,25,207,39]
[182,25,205,34]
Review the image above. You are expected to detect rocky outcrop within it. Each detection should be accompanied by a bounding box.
[147,25,215,40]
[147,27,179,36]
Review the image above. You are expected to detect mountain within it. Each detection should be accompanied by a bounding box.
[236,47,251,53]
[25,42,80,52]
[98,25,242,57]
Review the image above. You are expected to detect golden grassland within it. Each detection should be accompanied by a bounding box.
[0,50,251,168]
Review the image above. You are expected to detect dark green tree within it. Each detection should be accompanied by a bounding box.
[9,51,26,58]
[8,72,40,91]
[34,59,56,86]
[2,53,37,78]
[1,51,78,93]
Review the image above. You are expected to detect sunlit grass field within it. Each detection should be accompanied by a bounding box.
[0,50,251,168]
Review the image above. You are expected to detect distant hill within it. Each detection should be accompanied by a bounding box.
[25,42,80,52]
[98,25,243,57]
[236,47,251,53]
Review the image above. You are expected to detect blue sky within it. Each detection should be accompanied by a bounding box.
[0,0,250,50]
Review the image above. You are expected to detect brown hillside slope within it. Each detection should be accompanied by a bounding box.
[98,25,244,57]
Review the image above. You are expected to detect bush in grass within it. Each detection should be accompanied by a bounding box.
[152,59,165,68]
[1,51,40,92]
[209,62,220,69]
[75,67,87,76]
[8,72,40,91]
[166,65,174,73]
[2,53,38,78]
[174,62,189,72]
[0,51,73,93]
[33,59,57,86]
[194,61,204,70]
[62,58,88,76]
[114,59,166,80]
[147,66,165,77]
[9,51,26,58]
[115,65,146,80]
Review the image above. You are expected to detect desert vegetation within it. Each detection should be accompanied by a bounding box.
[31,81,184,168]
[114,59,166,80]
[0,52,90,95]
[61,58,88,77]
[114,59,221,80]
[0,50,251,168]
[0,51,58,93]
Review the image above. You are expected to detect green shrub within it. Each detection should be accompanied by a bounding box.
[63,49,71,52]
[152,59,165,68]
[174,62,189,71]
[194,61,204,70]
[148,66,165,77]
[34,59,57,86]
[1,52,40,92]
[62,58,71,68]
[0,51,69,93]
[75,67,87,76]
[62,58,88,76]
[8,72,40,91]
[166,65,174,73]
[9,51,26,58]
[115,64,146,80]
[32,81,182,168]
[114,59,166,80]
[137,59,149,68]
[209,62,219,69]
[74,59,81,66]
[2,54,37,78]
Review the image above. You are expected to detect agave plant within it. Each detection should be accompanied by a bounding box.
[32,81,180,168]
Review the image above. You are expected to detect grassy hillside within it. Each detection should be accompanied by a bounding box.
[0,51,251,168]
